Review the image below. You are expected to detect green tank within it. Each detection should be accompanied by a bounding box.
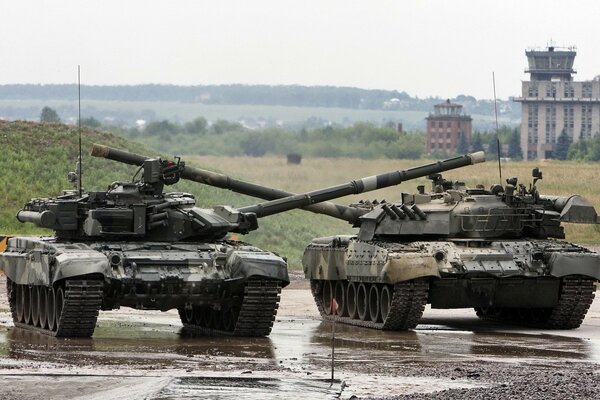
[304,167,600,330]
[0,144,480,337]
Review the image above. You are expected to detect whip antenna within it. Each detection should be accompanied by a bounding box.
[492,72,502,183]
[77,65,83,196]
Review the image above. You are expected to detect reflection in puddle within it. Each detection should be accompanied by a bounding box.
[0,298,599,399]
[155,376,343,400]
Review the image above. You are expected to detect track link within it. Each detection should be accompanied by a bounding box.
[7,278,17,322]
[311,279,429,330]
[181,279,282,337]
[13,280,104,338]
[475,276,596,329]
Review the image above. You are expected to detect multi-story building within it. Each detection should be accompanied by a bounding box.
[514,46,600,160]
[426,100,472,153]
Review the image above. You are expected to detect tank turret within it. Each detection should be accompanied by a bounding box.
[344,168,600,241]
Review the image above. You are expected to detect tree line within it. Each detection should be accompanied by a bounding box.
[39,105,526,160]
[4,83,518,117]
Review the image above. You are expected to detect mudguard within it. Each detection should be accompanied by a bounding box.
[548,252,600,280]
[0,237,110,286]
[227,250,289,286]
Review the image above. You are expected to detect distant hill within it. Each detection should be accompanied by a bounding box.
[0,84,520,130]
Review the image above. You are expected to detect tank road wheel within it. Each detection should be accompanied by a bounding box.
[334,281,346,317]
[22,286,32,325]
[16,285,25,323]
[190,306,202,325]
[33,286,42,327]
[322,281,334,315]
[222,308,236,332]
[357,283,369,321]
[380,285,392,322]
[346,282,357,319]
[47,286,57,331]
[54,286,65,330]
[38,287,48,329]
[204,307,215,329]
[184,306,194,324]
[211,309,223,330]
[30,286,40,327]
[368,284,381,323]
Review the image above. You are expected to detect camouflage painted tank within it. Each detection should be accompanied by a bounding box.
[303,167,600,330]
[0,144,477,337]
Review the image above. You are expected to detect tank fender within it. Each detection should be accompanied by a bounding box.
[346,241,440,283]
[548,252,600,280]
[52,249,110,283]
[0,247,108,286]
[382,253,441,283]
[227,250,289,286]
[302,236,350,280]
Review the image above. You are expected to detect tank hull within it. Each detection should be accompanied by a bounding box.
[303,236,598,330]
[1,236,289,337]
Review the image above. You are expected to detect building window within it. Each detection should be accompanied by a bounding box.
[527,104,538,144]
[527,83,538,97]
[545,104,557,143]
[583,82,593,98]
[564,83,574,98]
[563,104,574,136]
[438,121,443,128]
[545,83,557,98]
[581,104,593,139]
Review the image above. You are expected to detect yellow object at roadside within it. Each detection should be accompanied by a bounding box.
[0,236,9,253]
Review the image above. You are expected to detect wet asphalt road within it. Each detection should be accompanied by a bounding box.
[0,277,599,399]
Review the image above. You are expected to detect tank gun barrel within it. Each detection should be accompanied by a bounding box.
[91,143,361,222]
[239,152,486,218]
[91,144,485,222]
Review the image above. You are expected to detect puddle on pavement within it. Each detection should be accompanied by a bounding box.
[1,300,600,398]
[155,376,344,399]
[154,374,483,400]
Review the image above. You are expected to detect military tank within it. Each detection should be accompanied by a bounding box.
[0,145,482,338]
[303,167,600,330]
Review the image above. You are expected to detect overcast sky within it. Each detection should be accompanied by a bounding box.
[2,1,599,100]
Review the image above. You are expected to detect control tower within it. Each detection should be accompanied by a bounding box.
[525,46,576,81]
[514,45,600,160]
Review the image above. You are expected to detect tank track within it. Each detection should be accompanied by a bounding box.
[12,280,104,338]
[475,276,596,329]
[311,279,429,330]
[180,279,282,337]
[7,277,17,322]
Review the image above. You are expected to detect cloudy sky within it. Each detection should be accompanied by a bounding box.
[2,1,599,99]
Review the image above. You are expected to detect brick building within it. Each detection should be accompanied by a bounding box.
[513,46,600,160]
[426,100,472,153]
